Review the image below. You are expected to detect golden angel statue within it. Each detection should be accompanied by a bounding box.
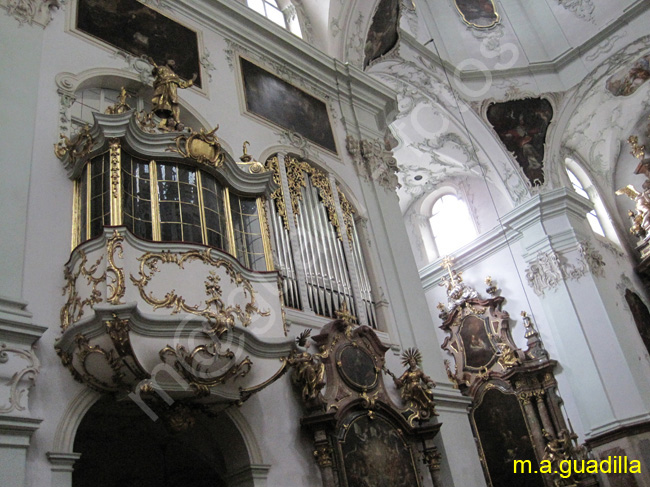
[394,348,438,418]
[289,330,326,404]
[147,57,197,131]
[616,181,650,240]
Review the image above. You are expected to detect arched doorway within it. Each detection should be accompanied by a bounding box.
[73,397,228,487]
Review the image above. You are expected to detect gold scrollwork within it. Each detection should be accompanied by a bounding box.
[337,187,355,243]
[54,124,94,163]
[130,248,270,337]
[169,126,225,167]
[160,342,252,394]
[60,252,105,331]
[72,333,124,391]
[284,155,313,217]
[265,156,288,230]
[106,230,125,305]
[496,342,521,369]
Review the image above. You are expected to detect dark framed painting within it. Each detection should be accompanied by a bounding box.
[364,0,400,68]
[454,0,499,29]
[240,57,337,153]
[337,345,378,390]
[486,98,553,186]
[606,54,650,97]
[340,414,421,487]
[472,388,544,487]
[460,315,496,369]
[76,0,202,88]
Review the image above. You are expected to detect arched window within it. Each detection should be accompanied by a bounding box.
[429,194,477,257]
[246,0,302,37]
[564,157,619,243]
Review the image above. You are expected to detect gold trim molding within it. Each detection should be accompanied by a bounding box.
[130,248,270,337]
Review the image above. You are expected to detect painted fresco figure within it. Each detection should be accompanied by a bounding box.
[148,57,196,130]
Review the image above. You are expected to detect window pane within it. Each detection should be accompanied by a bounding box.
[248,0,265,15]
[122,154,153,241]
[430,195,476,256]
[230,193,266,271]
[266,5,286,27]
[587,211,605,237]
[201,174,227,251]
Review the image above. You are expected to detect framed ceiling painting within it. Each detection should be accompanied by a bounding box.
[74,0,203,89]
[239,57,337,154]
[486,98,553,187]
[364,0,400,68]
[454,0,499,29]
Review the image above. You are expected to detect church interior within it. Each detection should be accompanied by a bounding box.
[1,0,650,486]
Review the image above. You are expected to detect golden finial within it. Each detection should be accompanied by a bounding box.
[240,140,252,162]
[436,302,446,311]
[440,255,457,285]
[335,301,357,326]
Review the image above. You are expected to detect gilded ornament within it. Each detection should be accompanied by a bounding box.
[238,141,265,174]
[394,348,438,424]
[60,252,105,331]
[104,87,132,115]
[130,249,270,337]
[54,124,93,163]
[148,57,197,131]
[496,341,521,368]
[169,125,225,167]
[337,187,355,243]
[106,231,126,305]
[288,329,326,404]
[313,445,334,468]
[160,342,253,390]
[109,139,121,200]
[264,156,288,230]
[423,448,442,471]
[628,135,646,160]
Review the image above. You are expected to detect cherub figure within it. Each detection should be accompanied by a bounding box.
[394,348,438,418]
[288,330,325,404]
[148,57,196,131]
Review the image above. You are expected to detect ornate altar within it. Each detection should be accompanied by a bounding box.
[438,263,598,487]
[289,309,442,487]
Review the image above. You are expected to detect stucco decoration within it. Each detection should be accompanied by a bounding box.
[0,344,40,414]
[1,0,61,27]
[346,136,400,191]
[576,240,606,277]
[557,0,595,23]
[525,243,605,295]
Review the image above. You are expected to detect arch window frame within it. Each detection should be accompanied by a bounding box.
[421,189,479,261]
[564,156,620,245]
